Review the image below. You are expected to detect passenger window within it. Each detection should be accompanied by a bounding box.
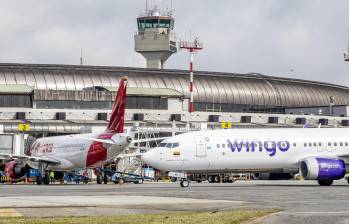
[304,143,307,147]
[309,143,312,147]
[173,143,179,148]
[222,144,225,148]
[166,143,173,148]
[346,142,348,147]
[313,143,317,147]
[340,142,343,147]
[319,143,322,147]
[334,143,337,147]
[217,144,220,149]
[293,143,296,147]
[328,142,331,146]
[159,143,167,147]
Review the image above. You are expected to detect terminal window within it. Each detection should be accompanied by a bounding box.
[0,94,31,108]
[35,96,168,110]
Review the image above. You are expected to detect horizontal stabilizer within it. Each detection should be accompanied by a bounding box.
[73,136,114,145]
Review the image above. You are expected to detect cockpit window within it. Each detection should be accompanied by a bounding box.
[159,143,167,147]
[159,142,180,148]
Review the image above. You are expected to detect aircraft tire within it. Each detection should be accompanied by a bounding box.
[347,178,349,185]
[180,179,190,188]
[208,176,214,183]
[37,176,43,185]
[196,180,202,183]
[96,175,102,184]
[103,175,108,184]
[318,179,333,186]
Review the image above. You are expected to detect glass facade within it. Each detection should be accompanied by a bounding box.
[35,97,168,110]
[194,102,285,113]
[0,95,31,108]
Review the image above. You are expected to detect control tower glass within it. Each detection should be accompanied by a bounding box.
[137,18,174,31]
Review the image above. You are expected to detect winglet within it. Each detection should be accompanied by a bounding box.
[107,77,128,133]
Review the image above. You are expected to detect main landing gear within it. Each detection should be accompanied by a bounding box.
[180,179,190,188]
[37,162,49,185]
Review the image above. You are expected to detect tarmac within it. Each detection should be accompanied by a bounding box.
[0,180,349,223]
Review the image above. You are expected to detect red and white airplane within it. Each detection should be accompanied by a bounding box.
[0,77,132,185]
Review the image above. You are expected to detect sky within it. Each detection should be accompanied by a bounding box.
[0,0,349,85]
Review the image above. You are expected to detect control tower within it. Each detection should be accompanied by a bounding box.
[134,6,177,69]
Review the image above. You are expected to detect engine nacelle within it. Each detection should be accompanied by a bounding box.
[300,157,346,180]
[4,161,29,180]
[253,172,294,180]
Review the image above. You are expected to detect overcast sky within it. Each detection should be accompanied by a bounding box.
[0,0,349,85]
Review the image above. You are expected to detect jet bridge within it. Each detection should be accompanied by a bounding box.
[0,133,28,167]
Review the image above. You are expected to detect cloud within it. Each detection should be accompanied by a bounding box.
[0,0,348,85]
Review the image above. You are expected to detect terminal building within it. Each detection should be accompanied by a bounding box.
[0,63,348,137]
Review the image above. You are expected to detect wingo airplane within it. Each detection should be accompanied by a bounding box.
[142,128,349,187]
[0,77,131,185]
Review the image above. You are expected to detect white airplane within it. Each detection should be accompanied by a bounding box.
[0,77,132,185]
[142,128,349,187]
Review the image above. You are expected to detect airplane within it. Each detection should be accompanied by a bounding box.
[141,128,349,187]
[0,77,132,185]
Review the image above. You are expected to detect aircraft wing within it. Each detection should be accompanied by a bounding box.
[338,153,349,163]
[0,153,61,165]
[74,136,165,145]
[132,137,166,144]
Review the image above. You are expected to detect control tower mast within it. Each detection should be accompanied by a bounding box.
[134,6,177,69]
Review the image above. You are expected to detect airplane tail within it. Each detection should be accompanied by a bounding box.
[107,77,127,133]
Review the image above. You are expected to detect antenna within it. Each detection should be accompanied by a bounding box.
[345,30,349,63]
[170,0,173,15]
[179,37,204,113]
[80,48,83,65]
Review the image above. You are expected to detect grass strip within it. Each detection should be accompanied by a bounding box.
[0,209,278,224]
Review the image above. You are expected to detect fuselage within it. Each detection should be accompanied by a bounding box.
[28,131,130,170]
[142,128,349,174]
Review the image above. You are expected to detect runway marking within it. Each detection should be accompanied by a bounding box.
[0,208,22,217]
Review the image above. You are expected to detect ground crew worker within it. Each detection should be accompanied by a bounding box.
[49,171,55,183]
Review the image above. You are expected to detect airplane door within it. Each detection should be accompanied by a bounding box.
[195,136,207,157]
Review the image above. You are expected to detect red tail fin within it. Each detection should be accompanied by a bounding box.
[107,77,127,133]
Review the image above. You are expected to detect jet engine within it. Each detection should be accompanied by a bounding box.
[300,157,346,180]
[4,161,29,180]
[253,172,294,180]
